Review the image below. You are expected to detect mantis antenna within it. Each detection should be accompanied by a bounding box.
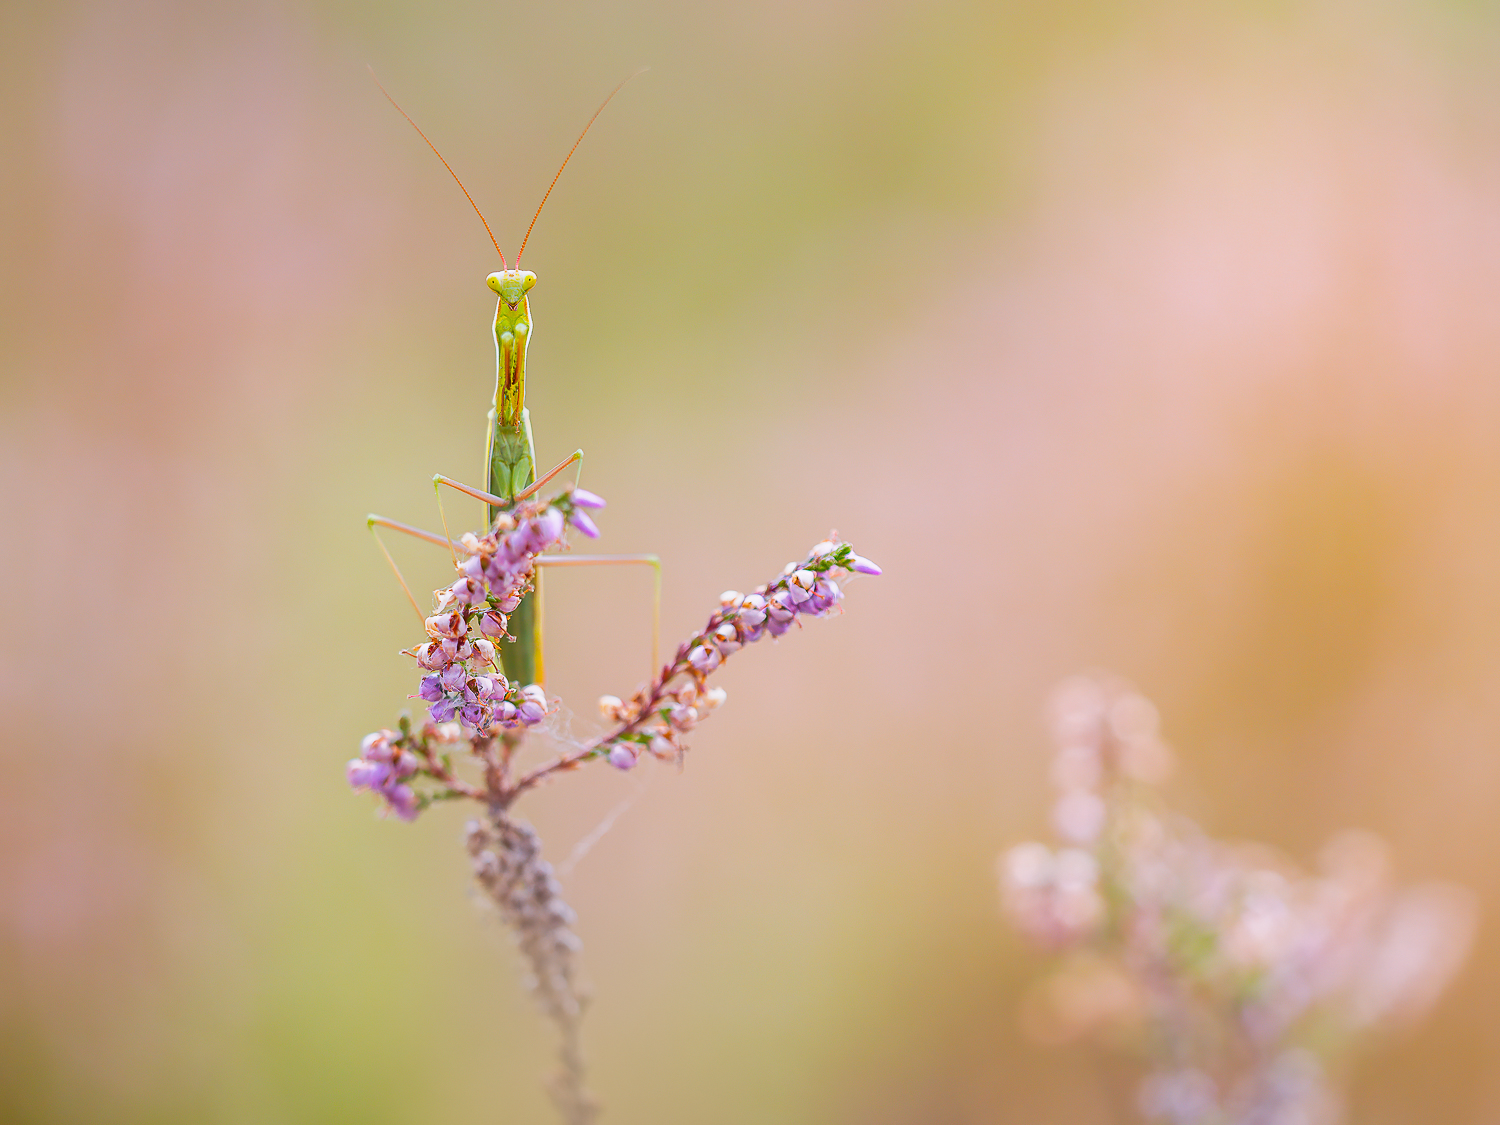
[515,68,649,265]
[368,66,508,269]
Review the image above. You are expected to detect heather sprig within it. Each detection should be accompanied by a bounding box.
[1000,675,1475,1125]
[351,480,878,1124]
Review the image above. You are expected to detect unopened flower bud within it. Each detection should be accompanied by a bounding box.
[571,488,607,509]
[493,513,517,532]
[848,554,882,576]
[347,758,391,790]
[719,590,742,608]
[669,704,698,731]
[688,644,721,673]
[704,686,727,710]
[598,694,624,719]
[607,743,638,770]
[521,684,547,707]
[811,540,838,557]
[385,784,418,821]
[460,532,483,553]
[649,734,676,759]
[569,509,600,538]
[533,506,565,546]
[516,700,546,725]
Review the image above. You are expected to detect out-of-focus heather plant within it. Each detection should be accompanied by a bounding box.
[1001,674,1476,1125]
[351,484,878,1124]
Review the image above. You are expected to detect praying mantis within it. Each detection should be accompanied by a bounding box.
[365,73,659,693]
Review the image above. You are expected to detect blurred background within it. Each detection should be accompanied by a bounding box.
[3,0,1500,1121]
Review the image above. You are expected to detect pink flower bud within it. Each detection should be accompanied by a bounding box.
[703,687,727,710]
[719,590,742,608]
[571,488,607,509]
[496,592,523,613]
[533,506,566,546]
[516,700,546,725]
[569,509,600,538]
[494,700,518,724]
[460,555,487,582]
[848,554,882,576]
[425,612,466,640]
[668,704,698,731]
[385,784,419,821]
[607,744,638,770]
[347,759,390,790]
[649,734,676,759]
[393,750,421,778]
[460,532,483,553]
[360,731,395,760]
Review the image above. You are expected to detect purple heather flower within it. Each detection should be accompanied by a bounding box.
[534,506,566,546]
[393,750,421,778]
[516,700,546,725]
[412,642,446,670]
[479,609,508,639]
[460,554,487,582]
[384,783,419,821]
[569,509,600,538]
[450,576,486,605]
[711,622,741,655]
[571,488,606,509]
[441,664,466,692]
[418,675,443,702]
[460,702,488,727]
[766,589,798,621]
[738,593,768,626]
[607,743,637,770]
[494,700,518,724]
[430,697,458,723]
[848,554,882,576]
[347,758,391,790]
[360,731,395,760]
[764,614,794,637]
[688,644,720,673]
[495,592,523,613]
[426,611,466,640]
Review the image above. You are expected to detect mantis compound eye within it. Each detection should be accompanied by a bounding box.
[520,271,537,292]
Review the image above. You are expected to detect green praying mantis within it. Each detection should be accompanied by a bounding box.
[366,72,659,692]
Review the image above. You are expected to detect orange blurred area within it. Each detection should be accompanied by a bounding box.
[4,1,1500,1121]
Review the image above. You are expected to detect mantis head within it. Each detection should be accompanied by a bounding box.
[488,270,537,316]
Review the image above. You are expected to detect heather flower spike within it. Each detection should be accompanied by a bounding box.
[1001,674,1475,1125]
[360,75,880,1124]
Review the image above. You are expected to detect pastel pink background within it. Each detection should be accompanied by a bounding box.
[4,1,1500,1120]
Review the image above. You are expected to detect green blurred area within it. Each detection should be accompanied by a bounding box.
[4,0,1500,1121]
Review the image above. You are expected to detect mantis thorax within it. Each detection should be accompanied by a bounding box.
[488,269,537,428]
